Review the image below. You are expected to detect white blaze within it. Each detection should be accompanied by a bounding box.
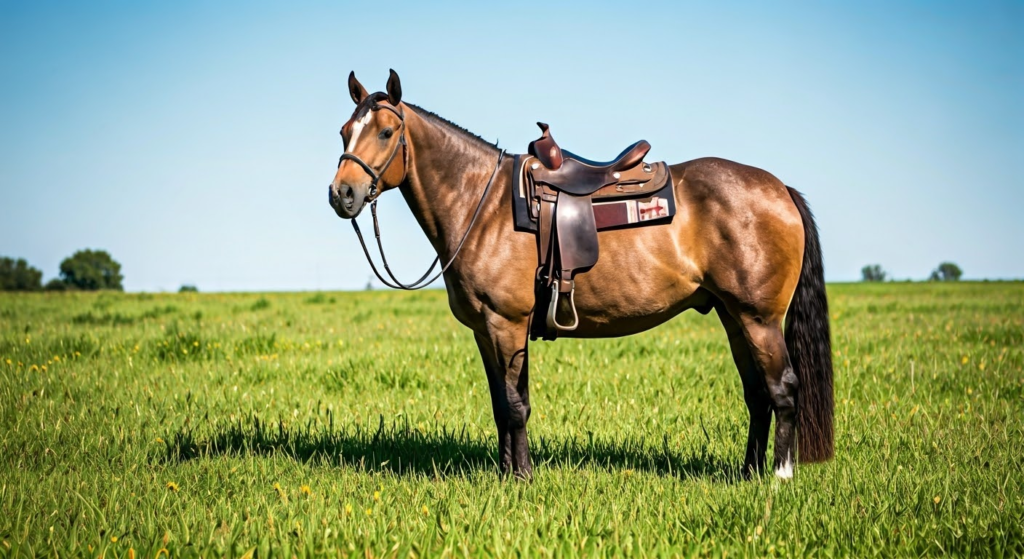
[346,110,374,155]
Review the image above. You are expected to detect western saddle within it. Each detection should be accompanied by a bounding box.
[513,123,675,341]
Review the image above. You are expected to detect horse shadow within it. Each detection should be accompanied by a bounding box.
[162,414,742,482]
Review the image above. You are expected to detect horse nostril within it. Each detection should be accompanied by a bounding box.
[343,185,354,200]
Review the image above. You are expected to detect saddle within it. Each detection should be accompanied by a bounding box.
[513,123,675,341]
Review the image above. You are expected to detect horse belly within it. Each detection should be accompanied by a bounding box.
[560,225,705,338]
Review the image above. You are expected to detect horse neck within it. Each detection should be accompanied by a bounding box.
[398,108,509,262]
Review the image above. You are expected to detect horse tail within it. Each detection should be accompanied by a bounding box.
[785,187,835,463]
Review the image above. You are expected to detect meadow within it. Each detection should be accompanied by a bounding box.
[0,282,1021,557]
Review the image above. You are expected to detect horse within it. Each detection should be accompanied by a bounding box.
[328,70,834,480]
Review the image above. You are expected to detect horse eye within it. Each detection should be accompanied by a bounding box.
[379,128,394,140]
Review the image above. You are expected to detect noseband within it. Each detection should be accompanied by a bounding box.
[339,101,506,290]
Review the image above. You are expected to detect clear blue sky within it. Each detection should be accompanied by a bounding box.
[1,1,1021,291]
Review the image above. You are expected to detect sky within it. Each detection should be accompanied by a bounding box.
[1,1,1021,291]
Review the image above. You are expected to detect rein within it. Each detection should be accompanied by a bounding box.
[343,102,506,290]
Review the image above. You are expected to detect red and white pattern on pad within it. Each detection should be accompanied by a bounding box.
[637,197,669,221]
[592,196,669,229]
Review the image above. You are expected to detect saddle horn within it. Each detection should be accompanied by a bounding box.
[528,122,564,170]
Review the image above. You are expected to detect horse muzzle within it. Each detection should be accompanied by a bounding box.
[328,182,367,219]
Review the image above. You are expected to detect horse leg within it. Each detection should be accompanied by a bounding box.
[474,332,512,474]
[473,319,533,479]
[741,319,799,479]
[717,306,772,477]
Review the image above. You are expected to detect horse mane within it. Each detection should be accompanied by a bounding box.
[405,103,500,152]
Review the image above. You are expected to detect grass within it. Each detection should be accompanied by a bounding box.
[0,283,1021,557]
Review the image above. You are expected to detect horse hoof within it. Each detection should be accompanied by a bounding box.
[512,468,533,482]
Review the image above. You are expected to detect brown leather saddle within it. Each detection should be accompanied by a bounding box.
[513,123,675,340]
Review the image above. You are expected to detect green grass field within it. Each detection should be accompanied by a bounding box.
[1,283,1021,557]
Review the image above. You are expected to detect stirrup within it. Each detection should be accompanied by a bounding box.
[546,281,579,331]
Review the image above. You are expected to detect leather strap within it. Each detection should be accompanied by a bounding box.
[351,150,506,290]
[338,102,408,200]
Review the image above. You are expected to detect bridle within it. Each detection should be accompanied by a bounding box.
[339,100,506,290]
[337,101,407,202]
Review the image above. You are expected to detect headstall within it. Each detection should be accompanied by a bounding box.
[340,102,505,290]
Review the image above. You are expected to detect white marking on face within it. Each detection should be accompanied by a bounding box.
[775,453,794,480]
[346,110,374,154]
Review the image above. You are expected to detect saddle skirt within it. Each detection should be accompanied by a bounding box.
[512,124,676,341]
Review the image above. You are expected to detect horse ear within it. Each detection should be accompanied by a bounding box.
[386,69,402,106]
[348,71,369,105]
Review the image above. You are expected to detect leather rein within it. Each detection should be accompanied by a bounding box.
[341,101,506,290]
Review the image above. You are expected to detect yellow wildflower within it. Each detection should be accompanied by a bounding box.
[344,504,352,516]
[365,508,372,516]
[373,491,381,502]
[300,485,312,496]
[110,536,118,543]
[421,505,429,516]
[166,482,179,492]
[934,496,941,504]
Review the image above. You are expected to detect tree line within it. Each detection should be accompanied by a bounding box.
[861,262,964,282]
[0,250,123,291]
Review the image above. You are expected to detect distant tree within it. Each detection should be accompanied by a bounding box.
[59,249,124,291]
[0,257,43,291]
[861,264,887,282]
[179,284,199,293]
[44,278,70,291]
[929,262,963,282]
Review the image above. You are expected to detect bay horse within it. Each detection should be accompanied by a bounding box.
[328,70,834,480]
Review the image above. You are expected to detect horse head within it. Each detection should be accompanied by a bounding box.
[328,70,407,218]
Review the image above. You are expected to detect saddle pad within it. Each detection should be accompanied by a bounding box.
[511,154,676,233]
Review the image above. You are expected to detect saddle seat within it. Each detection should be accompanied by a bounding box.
[563,141,650,171]
[520,123,675,341]
[528,123,652,196]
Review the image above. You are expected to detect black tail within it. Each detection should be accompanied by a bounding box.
[785,187,834,463]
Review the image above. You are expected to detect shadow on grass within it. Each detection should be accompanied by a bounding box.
[162,414,741,482]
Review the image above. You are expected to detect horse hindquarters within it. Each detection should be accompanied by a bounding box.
[718,189,834,477]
